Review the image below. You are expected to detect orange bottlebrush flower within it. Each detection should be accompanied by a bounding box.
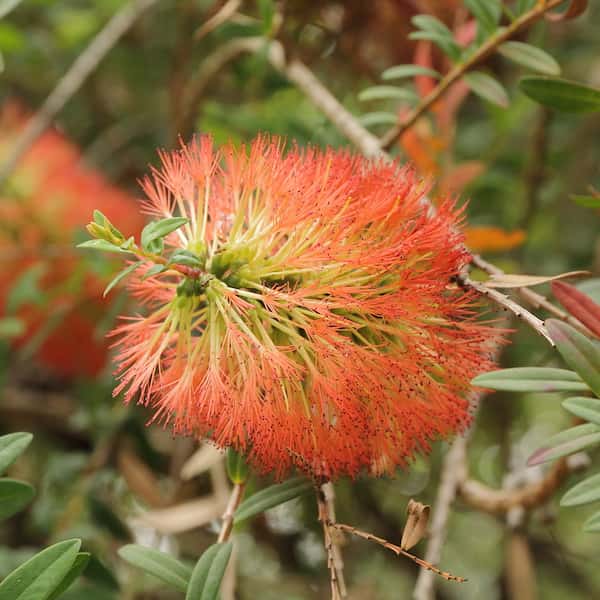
[105,136,495,479]
[0,102,145,377]
[465,226,526,253]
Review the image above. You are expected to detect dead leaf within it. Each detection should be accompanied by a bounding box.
[546,0,588,21]
[180,442,225,481]
[133,496,227,534]
[118,448,165,508]
[485,270,590,289]
[552,281,600,338]
[400,499,430,551]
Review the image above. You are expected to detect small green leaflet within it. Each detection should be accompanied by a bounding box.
[118,544,192,592]
[234,477,313,523]
[0,432,33,476]
[46,552,90,600]
[77,239,130,254]
[141,217,189,253]
[527,423,600,465]
[464,71,509,108]
[0,479,35,521]
[381,64,440,80]
[519,77,600,113]
[359,112,398,127]
[185,542,233,600]
[571,194,600,208]
[0,539,81,600]
[471,367,589,393]
[562,397,600,426]
[498,42,560,76]
[103,262,141,298]
[561,473,600,507]
[358,86,418,103]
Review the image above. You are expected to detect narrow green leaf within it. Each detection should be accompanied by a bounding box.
[77,239,129,254]
[226,449,249,485]
[583,510,600,532]
[571,194,600,208]
[519,77,600,113]
[381,64,440,80]
[411,14,453,37]
[562,397,600,426]
[498,41,561,75]
[0,479,35,521]
[0,317,25,339]
[0,539,81,600]
[561,473,600,506]
[546,319,600,397]
[103,262,141,298]
[359,112,398,127]
[516,0,536,15]
[0,432,33,476]
[185,542,233,600]
[471,367,589,393]
[118,545,192,592]
[234,477,313,523]
[169,249,204,268]
[46,552,90,600]
[142,264,169,279]
[527,423,600,465]
[464,0,502,34]
[465,71,509,108]
[408,31,460,61]
[141,217,188,253]
[358,86,418,103]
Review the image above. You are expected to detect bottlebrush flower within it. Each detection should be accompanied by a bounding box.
[0,102,145,377]
[84,135,495,479]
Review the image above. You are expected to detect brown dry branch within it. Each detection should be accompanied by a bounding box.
[317,487,344,600]
[329,522,466,583]
[193,0,242,41]
[321,482,348,597]
[379,0,581,150]
[458,453,588,515]
[0,0,160,186]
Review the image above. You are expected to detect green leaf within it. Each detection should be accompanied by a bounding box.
[0,479,35,521]
[46,552,90,600]
[408,31,460,61]
[258,0,274,34]
[498,41,561,75]
[0,432,33,476]
[0,317,25,339]
[571,194,600,208]
[527,423,600,465]
[0,539,81,600]
[583,510,600,532]
[464,0,502,35]
[359,112,398,127]
[141,217,188,253]
[169,249,204,268]
[561,473,600,507]
[77,239,129,254]
[519,77,600,113]
[358,86,418,103]
[234,477,313,524]
[546,319,600,397]
[226,449,249,485]
[103,262,141,298]
[118,545,192,592]
[471,367,589,393]
[464,71,509,108]
[516,0,536,15]
[185,542,233,600]
[562,397,600,426]
[381,64,440,80]
[142,264,169,279]
[7,263,45,312]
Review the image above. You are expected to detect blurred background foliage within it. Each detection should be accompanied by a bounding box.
[0,1,599,598]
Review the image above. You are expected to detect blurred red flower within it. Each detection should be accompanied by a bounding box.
[111,136,496,479]
[0,103,145,377]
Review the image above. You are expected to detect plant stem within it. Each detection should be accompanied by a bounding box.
[379,0,566,150]
[217,482,246,543]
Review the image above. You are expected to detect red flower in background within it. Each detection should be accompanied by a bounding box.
[0,103,145,377]
[106,136,496,479]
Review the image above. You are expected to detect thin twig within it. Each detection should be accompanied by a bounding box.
[0,0,159,187]
[329,522,466,583]
[472,254,592,335]
[321,482,347,597]
[379,0,566,150]
[458,272,554,346]
[458,453,588,514]
[193,0,242,41]
[317,488,343,600]
[217,482,246,543]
